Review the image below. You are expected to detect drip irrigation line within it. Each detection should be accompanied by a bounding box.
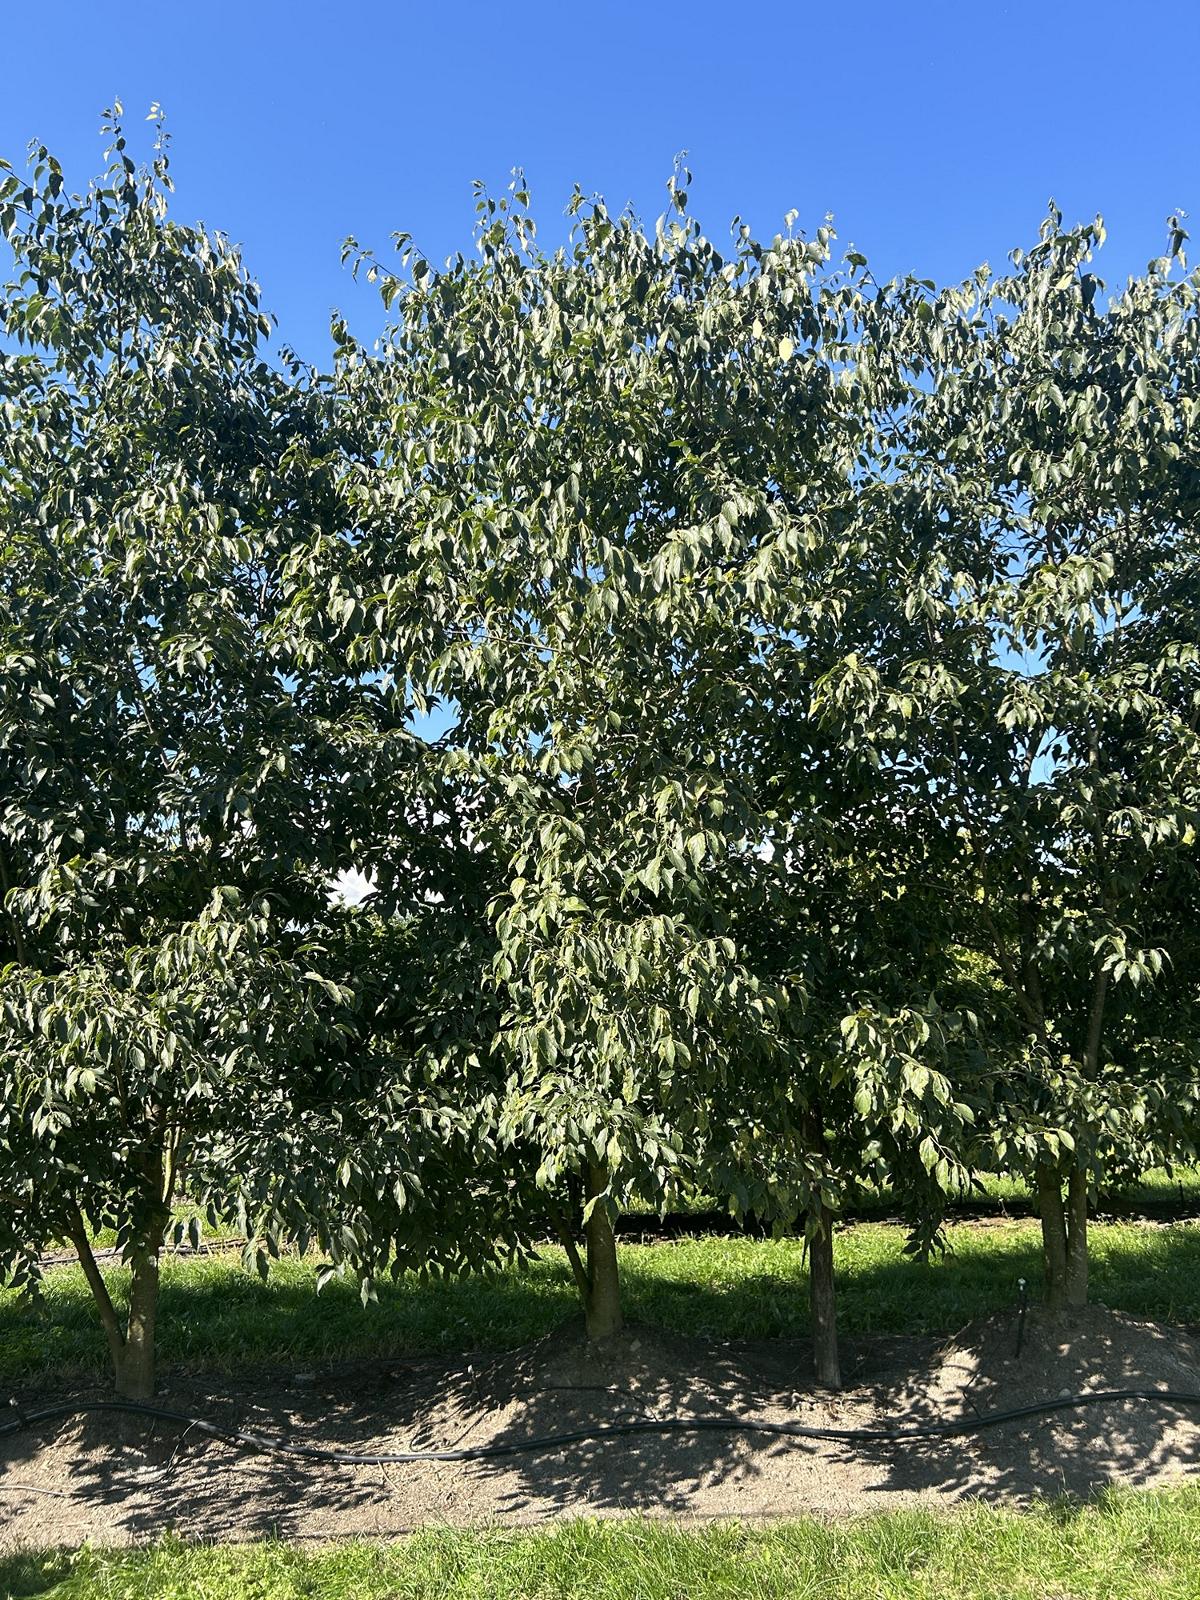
[4,1389,1200,1466]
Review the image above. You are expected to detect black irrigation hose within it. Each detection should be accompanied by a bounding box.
[5,1389,1200,1466]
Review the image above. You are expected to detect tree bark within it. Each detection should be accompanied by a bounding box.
[68,1211,127,1377]
[1065,1166,1089,1308]
[583,1161,622,1340]
[808,1200,841,1390]
[551,1207,592,1301]
[115,1250,160,1400]
[71,1193,167,1399]
[0,843,27,965]
[1037,1164,1071,1314]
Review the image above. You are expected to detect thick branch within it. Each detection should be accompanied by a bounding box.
[977,897,1046,1038]
[67,1209,125,1368]
[1083,965,1109,1078]
[550,1206,591,1300]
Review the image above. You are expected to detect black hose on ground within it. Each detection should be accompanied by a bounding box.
[3,1389,1199,1466]
[1015,1277,1029,1359]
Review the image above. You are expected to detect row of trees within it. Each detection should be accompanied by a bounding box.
[1,115,1197,1397]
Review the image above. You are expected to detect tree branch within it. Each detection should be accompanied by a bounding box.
[1084,965,1110,1078]
[67,1208,125,1369]
[549,1205,591,1299]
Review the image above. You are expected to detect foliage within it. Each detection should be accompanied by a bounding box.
[2,107,1198,1388]
[0,894,334,1281]
[0,112,523,1392]
[330,167,1002,1347]
[870,209,1200,1301]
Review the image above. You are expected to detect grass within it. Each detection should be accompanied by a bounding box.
[6,1218,1200,1384]
[66,1164,1200,1252]
[959,1167,1200,1211]
[6,1492,1200,1598]
[625,1165,1200,1220]
[7,1209,1200,1595]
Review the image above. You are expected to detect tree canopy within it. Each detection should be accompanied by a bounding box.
[2,118,1197,1394]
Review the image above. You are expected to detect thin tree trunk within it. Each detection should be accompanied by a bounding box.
[1037,1164,1071,1314]
[808,1200,841,1389]
[1065,1166,1089,1308]
[1072,967,1105,1314]
[70,1185,167,1399]
[111,1136,172,1399]
[115,1250,160,1400]
[551,1207,592,1302]
[583,1161,622,1340]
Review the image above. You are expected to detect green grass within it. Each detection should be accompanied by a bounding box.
[7,1493,1200,1598]
[625,1166,1200,1220]
[964,1167,1200,1209]
[6,1219,1200,1383]
[60,1165,1200,1257]
[8,1218,1200,1595]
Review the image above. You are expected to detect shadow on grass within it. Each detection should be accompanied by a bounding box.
[0,1550,72,1598]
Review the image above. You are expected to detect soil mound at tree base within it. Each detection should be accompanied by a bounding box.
[917,1304,1200,1416]
[3,1305,1200,1549]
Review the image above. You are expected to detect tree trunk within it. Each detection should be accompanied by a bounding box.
[1065,1166,1089,1308]
[1037,1164,1071,1314]
[114,1250,160,1400]
[583,1161,622,1341]
[808,1200,841,1390]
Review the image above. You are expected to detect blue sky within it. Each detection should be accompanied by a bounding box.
[3,0,1197,361]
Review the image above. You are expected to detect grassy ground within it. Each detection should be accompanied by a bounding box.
[625,1166,1200,1220]
[7,1215,1200,1594]
[6,1218,1200,1383]
[67,1165,1200,1251]
[916,1166,1200,1211]
[6,1492,1200,1599]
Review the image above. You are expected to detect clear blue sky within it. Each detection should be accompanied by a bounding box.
[3,0,1197,360]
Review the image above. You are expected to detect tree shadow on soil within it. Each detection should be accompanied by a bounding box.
[461,1300,1200,1520]
[3,1225,1200,1541]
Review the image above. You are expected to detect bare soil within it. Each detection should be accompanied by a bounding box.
[3,1304,1200,1548]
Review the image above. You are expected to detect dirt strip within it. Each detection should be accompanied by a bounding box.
[3,1305,1199,1547]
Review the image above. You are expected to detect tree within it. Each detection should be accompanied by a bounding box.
[702,269,988,1386]
[330,170,985,1367]
[876,210,1200,1310]
[0,894,353,1397]
[0,111,467,1394]
[328,170,838,1339]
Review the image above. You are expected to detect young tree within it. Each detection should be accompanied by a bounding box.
[706,281,990,1386]
[718,838,983,1387]
[0,112,487,1393]
[331,172,986,1368]
[877,211,1200,1310]
[327,172,852,1338]
[0,895,352,1398]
